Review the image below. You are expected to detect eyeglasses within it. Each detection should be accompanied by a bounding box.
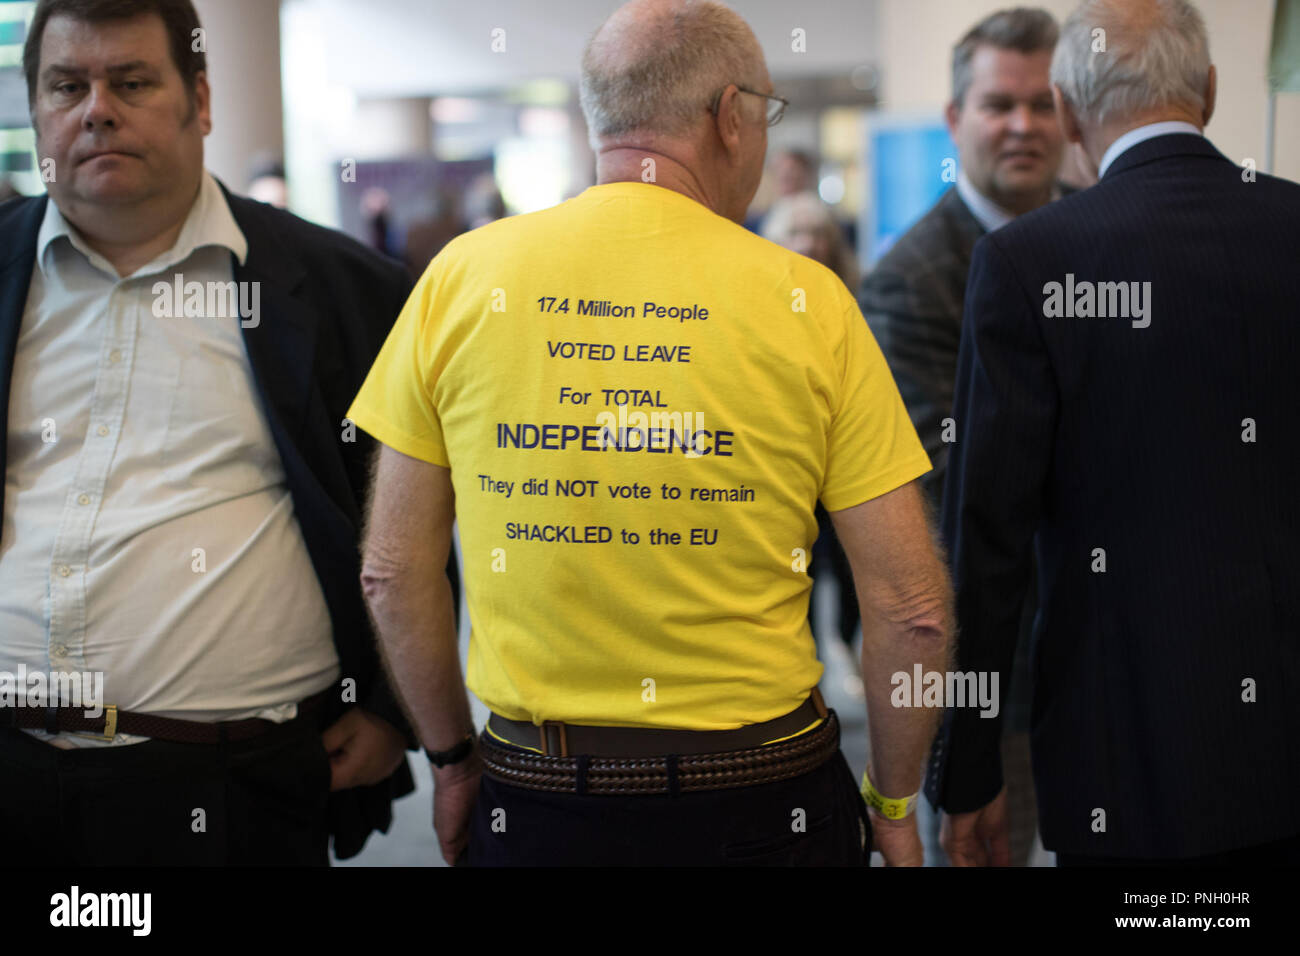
[710,85,789,127]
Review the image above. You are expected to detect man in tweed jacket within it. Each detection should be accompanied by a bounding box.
[859,7,1069,866]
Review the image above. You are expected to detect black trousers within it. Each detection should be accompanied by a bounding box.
[0,715,331,866]
[1057,832,1300,867]
[467,732,873,866]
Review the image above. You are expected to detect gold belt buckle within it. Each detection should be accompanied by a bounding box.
[69,704,118,742]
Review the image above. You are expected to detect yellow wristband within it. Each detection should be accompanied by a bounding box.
[860,768,919,820]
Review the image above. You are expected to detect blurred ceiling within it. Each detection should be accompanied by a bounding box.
[295,0,880,99]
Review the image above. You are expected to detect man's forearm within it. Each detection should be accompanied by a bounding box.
[362,567,473,753]
[860,605,953,799]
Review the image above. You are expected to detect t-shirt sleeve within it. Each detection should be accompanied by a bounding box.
[346,266,450,467]
[820,290,932,511]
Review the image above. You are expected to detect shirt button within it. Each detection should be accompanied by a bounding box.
[52,644,68,658]
[108,349,122,364]
[97,425,110,437]
[77,493,91,506]
[57,565,71,577]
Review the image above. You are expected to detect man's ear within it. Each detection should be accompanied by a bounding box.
[193,70,212,135]
[944,99,961,141]
[1202,64,1216,127]
[713,83,744,158]
[1052,84,1082,144]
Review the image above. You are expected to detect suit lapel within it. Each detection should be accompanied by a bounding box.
[0,196,48,538]
[941,188,985,322]
[224,190,318,446]
[942,185,987,249]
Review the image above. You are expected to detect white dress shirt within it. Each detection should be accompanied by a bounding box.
[0,171,339,747]
[1098,120,1204,179]
[955,169,1066,234]
[956,170,1016,233]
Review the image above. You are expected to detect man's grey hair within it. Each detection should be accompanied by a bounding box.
[580,0,766,144]
[952,7,1060,107]
[1050,0,1211,126]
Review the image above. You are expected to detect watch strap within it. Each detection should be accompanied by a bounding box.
[424,732,475,767]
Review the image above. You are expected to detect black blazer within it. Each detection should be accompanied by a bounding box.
[0,185,423,860]
[926,134,1300,858]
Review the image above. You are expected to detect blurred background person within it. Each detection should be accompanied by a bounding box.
[763,190,859,288]
[246,153,289,208]
[771,147,817,197]
[360,186,398,257]
[401,184,464,277]
[462,171,508,230]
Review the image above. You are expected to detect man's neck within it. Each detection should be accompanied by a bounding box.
[1085,108,1204,175]
[958,171,1052,229]
[595,144,725,218]
[995,184,1054,218]
[59,178,201,278]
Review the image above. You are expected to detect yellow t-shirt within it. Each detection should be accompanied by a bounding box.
[347,182,930,730]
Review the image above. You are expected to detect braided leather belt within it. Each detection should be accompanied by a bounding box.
[0,688,332,744]
[479,709,841,795]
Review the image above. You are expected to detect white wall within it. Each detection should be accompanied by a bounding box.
[192,0,285,191]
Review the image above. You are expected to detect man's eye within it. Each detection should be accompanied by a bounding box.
[121,80,144,91]
[55,83,80,95]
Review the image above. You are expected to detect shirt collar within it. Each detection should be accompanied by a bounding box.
[955,170,1017,233]
[1098,121,1203,179]
[37,170,248,279]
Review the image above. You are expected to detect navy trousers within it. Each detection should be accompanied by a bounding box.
[467,723,872,866]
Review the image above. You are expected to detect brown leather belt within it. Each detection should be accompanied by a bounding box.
[480,691,840,796]
[487,688,828,757]
[0,688,332,745]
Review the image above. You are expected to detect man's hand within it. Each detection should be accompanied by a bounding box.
[871,811,925,866]
[432,750,482,865]
[940,786,1010,866]
[321,707,407,791]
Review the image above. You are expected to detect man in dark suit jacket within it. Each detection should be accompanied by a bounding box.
[0,0,434,863]
[861,6,1066,866]
[929,0,1300,864]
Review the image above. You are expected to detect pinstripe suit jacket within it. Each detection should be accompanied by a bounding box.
[926,133,1300,858]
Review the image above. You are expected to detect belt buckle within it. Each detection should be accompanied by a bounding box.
[69,704,118,743]
[539,720,569,757]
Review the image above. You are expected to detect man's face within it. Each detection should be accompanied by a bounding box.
[773,153,811,197]
[947,46,1062,210]
[31,14,209,213]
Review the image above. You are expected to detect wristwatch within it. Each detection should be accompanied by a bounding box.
[424,732,475,767]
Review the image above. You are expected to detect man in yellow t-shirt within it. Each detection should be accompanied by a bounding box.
[350,0,955,867]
